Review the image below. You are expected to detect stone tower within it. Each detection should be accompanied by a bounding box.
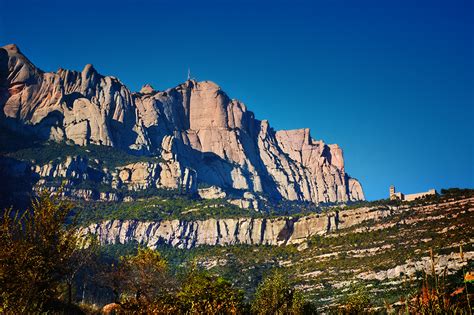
[389,185,395,199]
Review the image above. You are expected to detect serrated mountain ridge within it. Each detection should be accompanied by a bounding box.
[0,44,364,204]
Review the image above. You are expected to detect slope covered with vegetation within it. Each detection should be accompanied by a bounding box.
[89,189,472,312]
[1,189,472,313]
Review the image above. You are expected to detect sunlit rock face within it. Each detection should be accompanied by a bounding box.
[80,206,390,249]
[0,44,364,204]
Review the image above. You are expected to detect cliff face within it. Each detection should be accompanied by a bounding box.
[0,44,364,204]
[0,152,197,202]
[80,206,390,249]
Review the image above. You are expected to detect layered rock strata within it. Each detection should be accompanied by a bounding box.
[80,206,390,249]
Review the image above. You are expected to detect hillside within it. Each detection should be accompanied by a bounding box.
[85,190,473,310]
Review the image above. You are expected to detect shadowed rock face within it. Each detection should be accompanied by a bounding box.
[0,44,364,204]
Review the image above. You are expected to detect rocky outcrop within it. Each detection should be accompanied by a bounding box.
[33,156,89,179]
[356,251,474,281]
[0,152,197,201]
[198,186,227,199]
[0,44,364,204]
[228,192,262,211]
[114,160,196,192]
[80,206,391,249]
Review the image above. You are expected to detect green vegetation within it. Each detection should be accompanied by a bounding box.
[74,195,265,224]
[0,191,88,313]
[177,269,246,314]
[3,140,160,168]
[0,192,316,314]
[0,125,40,152]
[1,189,472,313]
[251,270,308,315]
[337,283,372,313]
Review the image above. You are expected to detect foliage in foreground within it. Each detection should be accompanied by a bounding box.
[251,270,316,315]
[337,283,373,314]
[400,248,472,314]
[0,191,92,313]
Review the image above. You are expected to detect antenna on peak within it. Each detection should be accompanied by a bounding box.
[187,68,196,82]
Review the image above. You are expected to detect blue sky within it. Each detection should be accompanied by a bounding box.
[1,0,473,200]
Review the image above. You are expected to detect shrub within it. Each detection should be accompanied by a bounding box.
[338,283,372,314]
[177,268,246,314]
[251,270,305,315]
[400,248,472,314]
[97,246,178,312]
[0,191,88,313]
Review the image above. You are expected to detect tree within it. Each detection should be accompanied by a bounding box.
[0,191,86,313]
[251,270,305,315]
[177,268,246,314]
[120,247,175,302]
[339,283,372,314]
[99,246,179,313]
[62,234,99,306]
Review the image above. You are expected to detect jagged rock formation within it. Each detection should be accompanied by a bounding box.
[115,160,196,192]
[80,206,390,249]
[0,44,364,204]
[0,153,197,201]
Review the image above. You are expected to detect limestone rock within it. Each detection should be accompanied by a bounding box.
[80,205,391,249]
[198,186,227,199]
[32,156,89,179]
[1,153,197,201]
[228,192,262,211]
[0,44,364,204]
[113,160,197,192]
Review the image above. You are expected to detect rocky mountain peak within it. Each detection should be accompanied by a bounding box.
[0,45,365,204]
[140,84,155,94]
[4,43,20,53]
[82,63,96,76]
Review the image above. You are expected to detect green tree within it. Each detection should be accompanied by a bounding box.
[177,268,246,314]
[62,234,99,306]
[120,247,175,301]
[251,270,305,315]
[99,247,179,313]
[339,283,372,314]
[0,191,85,313]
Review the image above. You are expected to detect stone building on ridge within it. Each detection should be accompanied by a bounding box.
[389,185,436,201]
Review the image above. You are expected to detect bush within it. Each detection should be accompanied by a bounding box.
[0,191,89,313]
[251,270,305,315]
[177,268,246,314]
[338,283,372,314]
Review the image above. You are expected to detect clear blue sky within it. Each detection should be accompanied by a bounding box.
[1,0,473,200]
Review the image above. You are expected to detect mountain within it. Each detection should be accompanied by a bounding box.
[1,44,471,313]
[0,43,363,206]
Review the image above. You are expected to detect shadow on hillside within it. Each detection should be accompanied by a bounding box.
[0,156,39,210]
